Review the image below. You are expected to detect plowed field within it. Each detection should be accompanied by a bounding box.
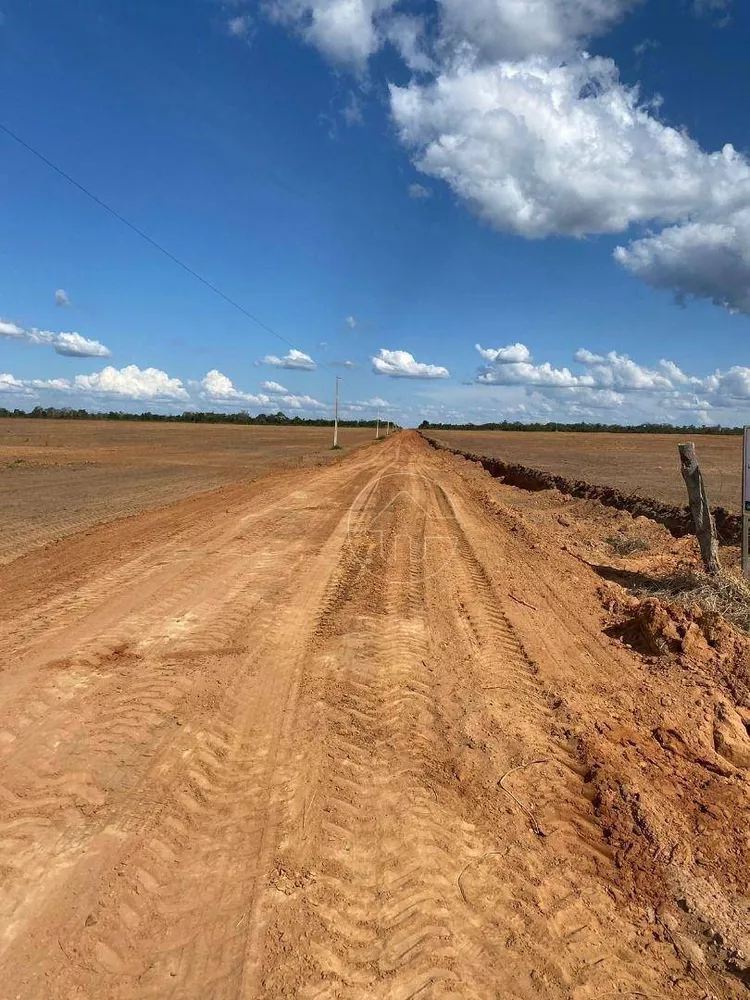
[424,429,742,511]
[0,420,372,564]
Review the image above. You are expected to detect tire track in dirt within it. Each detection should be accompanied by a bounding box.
[0,454,389,998]
[423,473,675,998]
[0,432,728,999]
[256,467,486,999]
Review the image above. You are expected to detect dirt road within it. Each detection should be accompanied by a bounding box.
[0,432,746,999]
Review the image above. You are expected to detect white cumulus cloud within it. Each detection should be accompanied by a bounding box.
[199,369,254,403]
[372,348,450,379]
[0,317,111,357]
[0,320,24,339]
[74,365,189,401]
[477,343,685,391]
[31,377,73,392]
[614,208,750,314]
[277,393,324,409]
[704,366,750,403]
[385,13,433,71]
[572,348,673,390]
[51,332,111,358]
[0,373,34,395]
[54,288,71,307]
[476,342,531,364]
[260,0,750,315]
[264,0,398,69]
[477,359,587,387]
[260,348,317,370]
[473,342,750,420]
[199,370,323,410]
[390,57,750,240]
[437,0,642,63]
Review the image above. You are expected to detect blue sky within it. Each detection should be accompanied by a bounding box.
[0,0,748,425]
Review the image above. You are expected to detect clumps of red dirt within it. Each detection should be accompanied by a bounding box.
[588,590,750,989]
[606,591,750,704]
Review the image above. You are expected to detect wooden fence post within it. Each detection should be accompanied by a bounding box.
[678,442,721,576]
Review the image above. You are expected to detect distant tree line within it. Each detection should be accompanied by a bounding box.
[418,420,744,435]
[0,405,385,428]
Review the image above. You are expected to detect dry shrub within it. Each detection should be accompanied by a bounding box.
[606,534,651,556]
[632,568,750,635]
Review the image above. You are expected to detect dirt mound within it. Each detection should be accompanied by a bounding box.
[592,591,750,986]
[423,433,742,545]
[607,593,750,701]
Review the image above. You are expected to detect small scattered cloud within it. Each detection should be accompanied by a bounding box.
[259,349,317,370]
[633,37,659,59]
[341,91,363,126]
[691,0,732,17]
[228,14,253,38]
[264,0,399,71]
[277,393,324,409]
[344,395,393,413]
[476,343,531,364]
[261,380,289,394]
[54,288,71,307]
[408,183,431,200]
[372,348,450,379]
[198,371,322,410]
[331,359,358,368]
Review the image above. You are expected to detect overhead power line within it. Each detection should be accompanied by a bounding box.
[0,121,309,360]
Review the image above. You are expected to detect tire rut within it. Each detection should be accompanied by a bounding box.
[0,433,708,1000]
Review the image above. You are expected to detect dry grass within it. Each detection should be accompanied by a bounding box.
[606,535,651,556]
[633,568,750,634]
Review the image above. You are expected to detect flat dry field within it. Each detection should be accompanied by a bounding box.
[0,419,373,564]
[425,429,743,510]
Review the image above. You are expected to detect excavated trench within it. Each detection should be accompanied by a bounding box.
[422,433,741,545]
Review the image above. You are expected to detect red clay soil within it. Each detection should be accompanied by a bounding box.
[0,431,747,999]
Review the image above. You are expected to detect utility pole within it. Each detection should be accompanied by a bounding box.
[333,376,341,448]
[376,412,380,440]
[386,420,390,436]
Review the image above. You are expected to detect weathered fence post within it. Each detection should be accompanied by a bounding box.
[678,442,721,576]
